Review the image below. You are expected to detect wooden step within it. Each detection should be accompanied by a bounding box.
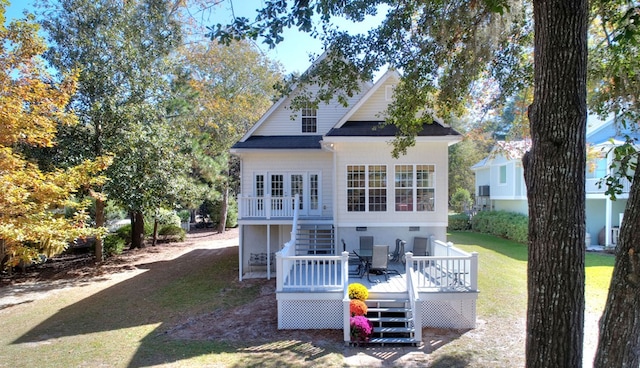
[368,337,418,345]
[368,306,411,313]
[367,316,411,323]
[366,298,409,304]
[374,326,414,333]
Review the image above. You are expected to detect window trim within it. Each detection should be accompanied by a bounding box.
[301,105,317,133]
[346,164,388,212]
[498,164,507,185]
[394,164,436,213]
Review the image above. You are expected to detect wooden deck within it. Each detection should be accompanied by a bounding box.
[347,261,407,293]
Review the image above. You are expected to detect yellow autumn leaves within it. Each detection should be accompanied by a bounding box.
[0,6,110,268]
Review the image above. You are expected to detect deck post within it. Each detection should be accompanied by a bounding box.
[266,194,272,219]
[276,251,284,291]
[405,252,414,290]
[470,252,479,291]
[342,251,351,343]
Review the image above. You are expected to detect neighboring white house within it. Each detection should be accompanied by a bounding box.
[230,66,479,340]
[471,118,637,246]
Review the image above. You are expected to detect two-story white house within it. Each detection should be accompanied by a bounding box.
[471,117,637,247]
[231,67,479,342]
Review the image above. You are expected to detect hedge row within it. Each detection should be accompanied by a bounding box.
[448,213,472,231]
[470,210,528,244]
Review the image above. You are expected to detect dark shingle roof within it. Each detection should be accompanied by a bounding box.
[232,135,323,149]
[325,121,461,137]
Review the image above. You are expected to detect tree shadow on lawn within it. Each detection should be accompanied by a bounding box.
[11,242,472,368]
[11,246,252,366]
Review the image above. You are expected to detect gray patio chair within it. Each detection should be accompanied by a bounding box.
[367,244,400,282]
[342,239,365,277]
[413,237,430,256]
[390,238,406,264]
[359,236,373,251]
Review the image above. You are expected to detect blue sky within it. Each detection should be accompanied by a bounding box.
[5,0,386,76]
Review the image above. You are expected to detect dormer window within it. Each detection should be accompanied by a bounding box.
[302,106,317,133]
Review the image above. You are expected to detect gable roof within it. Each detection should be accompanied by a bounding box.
[231,135,323,150]
[471,139,532,170]
[325,121,460,137]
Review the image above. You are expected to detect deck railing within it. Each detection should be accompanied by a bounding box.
[412,239,479,291]
[586,177,631,194]
[405,253,423,342]
[276,253,348,292]
[238,195,296,219]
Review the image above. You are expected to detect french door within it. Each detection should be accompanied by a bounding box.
[255,172,320,216]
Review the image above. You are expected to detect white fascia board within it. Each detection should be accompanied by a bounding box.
[337,221,449,227]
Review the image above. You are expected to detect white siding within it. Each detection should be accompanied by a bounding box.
[349,80,393,121]
[332,141,449,227]
[239,150,334,217]
[252,85,369,136]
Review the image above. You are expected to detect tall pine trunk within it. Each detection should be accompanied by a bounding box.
[94,197,105,263]
[594,169,640,367]
[130,211,145,249]
[524,0,588,366]
[218,180,228,234]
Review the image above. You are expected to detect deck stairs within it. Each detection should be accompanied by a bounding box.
[366,296,419,345]
[295,224,334,255]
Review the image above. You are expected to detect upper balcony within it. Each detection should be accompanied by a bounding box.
[237,195,331,222]
[586,177,632,195]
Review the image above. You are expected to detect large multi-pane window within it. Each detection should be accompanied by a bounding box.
[368,165,387,211]
[347,165,366,211]
[301,106,317,133]
[346,165,387,212]
[395,164,435,212]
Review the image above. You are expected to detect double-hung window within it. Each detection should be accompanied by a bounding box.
[301,106,317,133]
[395,164,435,212]
[346,165,387,212]
[499,165,507,185]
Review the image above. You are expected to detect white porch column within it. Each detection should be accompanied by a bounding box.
[267,224,271,280]
[238,224,244,281]
[605,197,612,246]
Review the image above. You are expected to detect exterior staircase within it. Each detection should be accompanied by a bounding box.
[366,297,418,346]
[295,224,334,255]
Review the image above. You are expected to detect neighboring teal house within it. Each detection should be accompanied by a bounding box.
[471,118,638,247]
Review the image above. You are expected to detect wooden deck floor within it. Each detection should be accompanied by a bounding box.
[348,261,407,293]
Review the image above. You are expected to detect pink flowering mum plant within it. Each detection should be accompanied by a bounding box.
[350,315,373,343]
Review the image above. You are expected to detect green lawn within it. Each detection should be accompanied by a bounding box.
[449,231,615,317]
[0,232,615,367]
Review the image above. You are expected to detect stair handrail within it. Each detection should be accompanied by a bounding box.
[276,194,300,291]
[405,252,422,343]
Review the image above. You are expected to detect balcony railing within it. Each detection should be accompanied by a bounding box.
[586,177,632,194]
[238,195,296,219]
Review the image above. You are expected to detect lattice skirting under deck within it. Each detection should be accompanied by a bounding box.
[278,299,343,329]
[420,298,477,329]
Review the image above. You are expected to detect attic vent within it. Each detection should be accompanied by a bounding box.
[385,85,395,101]
[409,226,420,231]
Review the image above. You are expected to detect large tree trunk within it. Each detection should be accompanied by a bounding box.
[130,211,145,249]
[524,0,588,367]
[94,197,105,263]
[594,169,640,367]
[218,180,228,234]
